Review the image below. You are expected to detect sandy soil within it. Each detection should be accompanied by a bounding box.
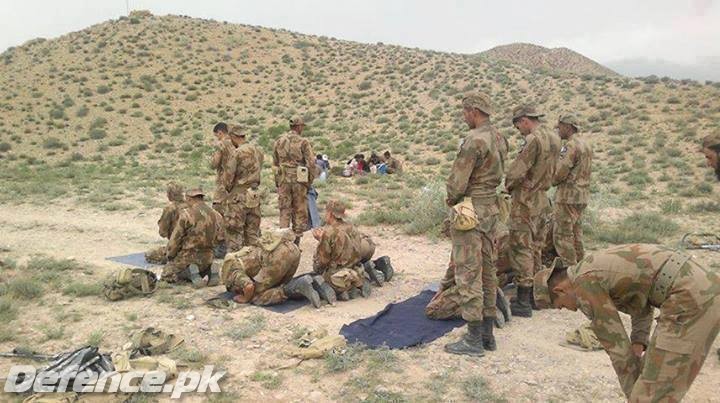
[0,201,719,402]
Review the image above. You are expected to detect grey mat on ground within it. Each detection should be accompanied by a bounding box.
[213,291,308,313]
[106,253,160,269]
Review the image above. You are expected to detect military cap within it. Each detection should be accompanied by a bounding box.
[512,105,545,121]
[701,133,720,149]
[229,125,245,137]
[325,200,346,219]
[186,188,205,198]
[289,116,305,126]
[461,92,494,115]
[558,113,581,131]
[533,267,554,310]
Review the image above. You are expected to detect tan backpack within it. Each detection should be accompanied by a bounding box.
[103,267,158,301]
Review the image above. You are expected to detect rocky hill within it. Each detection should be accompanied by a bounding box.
[479,43,619,77]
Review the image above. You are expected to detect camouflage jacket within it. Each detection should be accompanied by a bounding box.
[446,121,505,206]
[222,241,300,294]
[158,201,185,239]
[167,201,221,258]
[554,135,593,204]
[211,137,236,203]
[272,131,315,184]
[224,142,264,196]
[312,221,364,274]
[568,244,677,396]
[506,124,561,216]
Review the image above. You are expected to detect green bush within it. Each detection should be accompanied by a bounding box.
[89,129,107,140]
[596,212,679,244]
[43,137,64,149]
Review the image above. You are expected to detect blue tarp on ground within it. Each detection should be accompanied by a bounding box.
[340,290,465,349]
[213,290,309,314]
[106,253,159,269]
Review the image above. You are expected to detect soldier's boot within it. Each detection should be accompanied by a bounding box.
[360,279,372,298]
[206,263,221,287]
[444,321,485,357]
[482,317,497,351]
[311,275,336,305]
[348,288,361,299]
[510,286,533,318]
[362,261,384,287]
[337,291,350,301]
[213,242,227,259]
[185,264,204,289]
[373,256,394,282]
[283,276,321,309]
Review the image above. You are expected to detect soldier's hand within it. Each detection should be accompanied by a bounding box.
[312,228,323,240]
[631,343,645,358]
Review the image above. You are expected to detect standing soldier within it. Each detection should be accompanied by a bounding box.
[700,133,720,181]
[273,116,316,244]
[506,105,561,318]
[552,114,592,270]
[163,188,221,288]
[211,122,234,257]
[443,92,505,356]
[223,125,264,252]
[533,244,720,402]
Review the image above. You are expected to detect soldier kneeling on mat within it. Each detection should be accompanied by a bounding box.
[534,243,720,402]
[221,228,325,308]
[146,182,186,264]
[312,200,394,302]
[162,187,223,288]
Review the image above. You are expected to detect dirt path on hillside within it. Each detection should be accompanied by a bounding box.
[0,202,719,402]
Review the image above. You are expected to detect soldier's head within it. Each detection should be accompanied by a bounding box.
[324,200,346,224]
[384,151,391,159]
[166,182,185,202]
[185,188,205,203]
[229,125,246,145]
[213,122,229,138]
[534,264,578,311]
[461,92,493,129]
[289,116,305,134]
[700,133,720,181]
[512,105,544,135]
[557,114,580,140]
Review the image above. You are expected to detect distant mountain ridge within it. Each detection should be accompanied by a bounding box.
[479,43,619,77]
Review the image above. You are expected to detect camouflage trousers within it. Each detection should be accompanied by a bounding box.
[509,213,546,287]
[145,246,168,265]
[225,264,295,306]
[553,203,586,267]
[359,236,376,263]
[212,202,226,242]
[447,221,496,322]
[162,249,213,283]
[323,266,364,293]
[278,181,309,238]
[628,260,720,402]
[225,202,261,253]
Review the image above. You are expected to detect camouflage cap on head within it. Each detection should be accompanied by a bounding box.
[533,267,554,309]
[461,92,494,115]
[166,182,184,202]
[289,116,305,126]
[186,187,205,198]
[512,105,545,121]
[701,133,720,150]
[229,125,245,137]
[325,200,346,219]
[558,113,581,131]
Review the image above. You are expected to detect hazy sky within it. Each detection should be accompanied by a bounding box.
[1,0,718,79]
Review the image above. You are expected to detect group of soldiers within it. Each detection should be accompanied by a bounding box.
[146,116,394,308]
[436,91,720,402]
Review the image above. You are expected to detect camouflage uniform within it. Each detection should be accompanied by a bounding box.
[221,230,300,306]
[272,117,315,239]
[506,107,561,287]
[553,114,592,267]
[444,96,505,323]
[313,220,369,294]
[223,127,264,252]
[385,156,403,174]
[146,183,185,264]
[162,194,221,283]
[535,244,720,402]
[211,136,236,216]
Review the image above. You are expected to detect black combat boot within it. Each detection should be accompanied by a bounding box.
[510,286,533,318]
[213,242,227,259]
[444,321,485,356]
[348,288,361,299]
[362,261,384,287]
[337,291,350,301]
[373,256,394,282]
[311,275,337,305]
[482,317,497,351]
[283,276,321,308]
[185,264,204,289]
[360,279,372,298]
[206,263,221,287]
